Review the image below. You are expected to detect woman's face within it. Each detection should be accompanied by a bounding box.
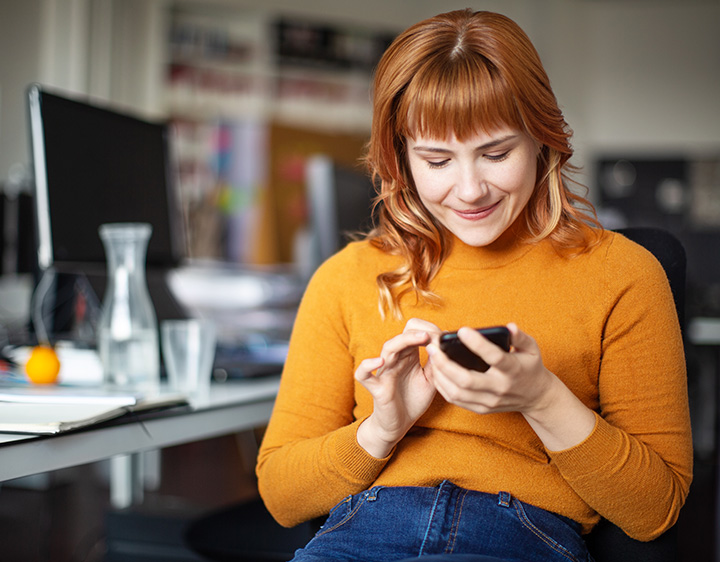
[406,127,539,247]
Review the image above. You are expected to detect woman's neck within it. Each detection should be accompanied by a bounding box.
[443,219,534,270]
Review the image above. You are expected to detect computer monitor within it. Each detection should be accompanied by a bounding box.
[27,85,188,331]
[304,154,376,275]
[28,84,186,272]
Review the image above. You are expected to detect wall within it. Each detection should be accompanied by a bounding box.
[0,0,44,188]
[585,1,720,153]
[0,0,168,188]
[1,0,719,193]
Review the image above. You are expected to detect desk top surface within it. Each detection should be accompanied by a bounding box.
[0,375,280,444]
[0,376,280,481]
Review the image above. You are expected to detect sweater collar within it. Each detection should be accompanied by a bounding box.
[442,219,535,270]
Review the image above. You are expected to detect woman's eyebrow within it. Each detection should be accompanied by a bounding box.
[411,134,519,154]
[475,134,519,150]
[411,146,453,154]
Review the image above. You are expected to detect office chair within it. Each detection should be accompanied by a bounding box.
[584,226,686,562]
[184,497,317,561]
[184,227,687,562]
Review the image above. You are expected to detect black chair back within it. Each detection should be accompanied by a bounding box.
[585,227,686,562]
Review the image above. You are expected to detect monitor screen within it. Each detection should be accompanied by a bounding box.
[305,155,376,275]
[28,85,185,272]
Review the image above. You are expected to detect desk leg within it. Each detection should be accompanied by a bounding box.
[110,453,144,509]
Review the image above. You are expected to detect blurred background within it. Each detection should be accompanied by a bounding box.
[0,0,719,560]
[1,0,719,269]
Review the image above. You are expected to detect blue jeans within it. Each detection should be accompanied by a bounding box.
[290,481,591,562]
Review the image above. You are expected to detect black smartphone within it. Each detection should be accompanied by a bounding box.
[438,326,511,372]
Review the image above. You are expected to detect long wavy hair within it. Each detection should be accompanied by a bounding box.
[364,9,600,318]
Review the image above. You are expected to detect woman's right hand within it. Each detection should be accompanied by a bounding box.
[355,318,439,458]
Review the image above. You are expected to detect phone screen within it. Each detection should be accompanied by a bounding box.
[438,326,511,372]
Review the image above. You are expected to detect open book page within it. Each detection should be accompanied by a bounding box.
[0,403,131,434]
[0,386,143,406]
[0,390,189,435]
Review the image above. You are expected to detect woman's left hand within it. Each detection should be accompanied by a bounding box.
[427,323,596,451]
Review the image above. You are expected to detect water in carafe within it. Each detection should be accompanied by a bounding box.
[98,223,160,389]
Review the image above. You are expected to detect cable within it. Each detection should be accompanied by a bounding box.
[29,267,56,344]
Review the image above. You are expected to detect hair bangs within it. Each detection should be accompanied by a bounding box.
[399,55,524,141]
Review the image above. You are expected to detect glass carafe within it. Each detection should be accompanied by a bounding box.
[98,223,160,389]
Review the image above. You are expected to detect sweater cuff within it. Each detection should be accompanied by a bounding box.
[329,418,391,484]
[549,412,617,476]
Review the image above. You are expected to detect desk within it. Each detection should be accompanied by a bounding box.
[0,376,279,505]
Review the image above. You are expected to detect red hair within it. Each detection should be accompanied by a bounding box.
[364,10,600,318]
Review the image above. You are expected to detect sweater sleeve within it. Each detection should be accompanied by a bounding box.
[256,252,390,527]
[550,234,693,540]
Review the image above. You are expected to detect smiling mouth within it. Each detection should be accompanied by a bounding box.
[454,201,500,220]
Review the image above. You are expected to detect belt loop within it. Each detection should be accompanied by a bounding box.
[498,491,511,508]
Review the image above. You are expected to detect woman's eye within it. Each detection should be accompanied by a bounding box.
[426,159,450,169]
[485,151,510,162]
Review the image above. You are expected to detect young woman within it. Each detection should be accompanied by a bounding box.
[256,9,692,562]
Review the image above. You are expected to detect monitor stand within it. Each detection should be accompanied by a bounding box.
[41,268,188,343]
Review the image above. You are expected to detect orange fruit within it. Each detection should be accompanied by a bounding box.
[25,345,61,384]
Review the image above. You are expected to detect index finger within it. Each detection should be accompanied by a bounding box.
[403,318,442,336]
[381,328,431,359]
[455,326,510,370]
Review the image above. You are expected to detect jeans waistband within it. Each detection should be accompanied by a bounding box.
[296,480,589,562]
[364,480,582,534]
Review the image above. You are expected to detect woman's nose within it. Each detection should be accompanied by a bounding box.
[455,165,489,202]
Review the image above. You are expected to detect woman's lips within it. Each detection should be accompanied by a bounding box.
[453,201,500,220]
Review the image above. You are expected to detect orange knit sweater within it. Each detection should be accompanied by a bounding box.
[256,229,693,541]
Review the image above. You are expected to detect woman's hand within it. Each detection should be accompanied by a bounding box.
[428,323,596,451]
[355,318,440,458]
